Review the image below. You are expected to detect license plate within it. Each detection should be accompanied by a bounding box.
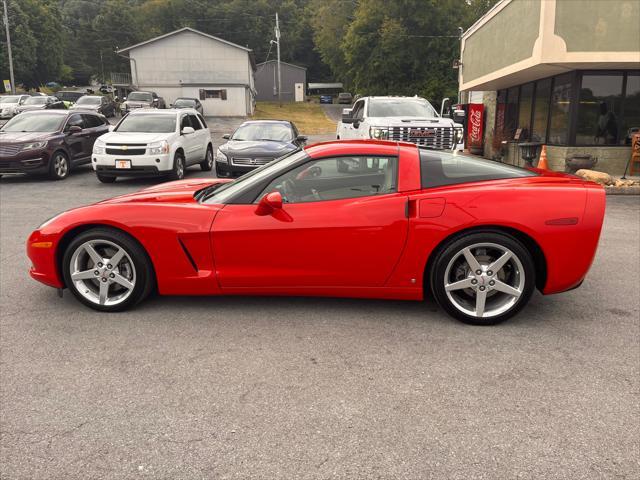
[115,159,131,169]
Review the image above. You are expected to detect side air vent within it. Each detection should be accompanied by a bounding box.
[178,238,198,272]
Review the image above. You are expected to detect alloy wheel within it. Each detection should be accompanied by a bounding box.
[54,154,68,178]
[69,239,136,306]
[443,242,525,319]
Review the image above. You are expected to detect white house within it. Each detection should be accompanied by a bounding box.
[117,27,257,117]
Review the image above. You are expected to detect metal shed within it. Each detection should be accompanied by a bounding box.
[255,60,307,102]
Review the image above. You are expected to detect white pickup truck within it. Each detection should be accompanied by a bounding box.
[336,96,464,151]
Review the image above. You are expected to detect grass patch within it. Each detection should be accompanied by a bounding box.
[252,102,336,135]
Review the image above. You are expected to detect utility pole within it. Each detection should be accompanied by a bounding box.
[100,51,105,84]
[2,0,16,94]
[275,12,281,107]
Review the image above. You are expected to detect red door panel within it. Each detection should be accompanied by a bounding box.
[212,194,409,288]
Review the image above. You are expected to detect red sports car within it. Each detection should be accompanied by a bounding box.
[27,140,605,325]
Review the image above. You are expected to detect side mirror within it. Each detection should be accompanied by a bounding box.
[255,191,283,216]
[108,125,115,132]
[341,108,354,124]
[181,126,195,135]
[169,104,173,107]
[222,134,231,140]
[153,98,159,103]
[453,109,466,125]
[68,125,82,135]
[122,97,127,101]
[296,135,307,144]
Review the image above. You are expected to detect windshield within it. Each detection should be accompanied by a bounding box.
[24,97,47,105]
[368,98,438,118]
[115,114,176,133]
[76,97,101,105]
[128,92,153,102]
[174,99,195,107]
[232,123,292,142]
[200,149,306,204]
[0,96,20,104]
[0,113,63,132]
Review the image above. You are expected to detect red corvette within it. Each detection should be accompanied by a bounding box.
[27,140,605,325]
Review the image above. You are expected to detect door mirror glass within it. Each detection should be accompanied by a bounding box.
[255,191,283,216]
[68,125,82,135]
[296,135,307,144]
[181,126,195,135]
[341,108,354,124]
[222,133,231,139]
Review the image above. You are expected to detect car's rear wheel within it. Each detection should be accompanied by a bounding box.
[430,232,535,325]
[62,228,154,312]
[48,151,70,180]
[97,174,116,183]
[200,146,213,171]
[168,152,185,180]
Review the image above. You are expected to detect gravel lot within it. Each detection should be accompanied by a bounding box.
[0,122,638,478]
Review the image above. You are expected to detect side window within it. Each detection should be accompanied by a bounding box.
[65,114,85,131]
[180,115,192,130]
[197,114,207,128]
[82,114,103,128]
[419,150,537,188]
[352,101,365,120]
[188,114,203,130]
[256,156,398,204]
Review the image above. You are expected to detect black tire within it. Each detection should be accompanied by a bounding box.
[215,164,229,178]
[429,231,536,326]
[97,173,116,183]
[168,152,185,180]
[48,151,70,180]
[200,146,213,171]
[62,227,155,312]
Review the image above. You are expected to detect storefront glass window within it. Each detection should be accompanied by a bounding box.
[532,79,551,142]
[548,73,574,145]
[517,83,534,140]
[493,89,508,149]
[505,87,519,140]
[576,73,624,145]
[621,73,640,146]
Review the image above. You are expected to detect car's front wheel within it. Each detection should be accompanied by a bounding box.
[48,151,70,180]
[168,152,185,180]
[430,232,535,325]
[200,146,213,171]
[62,228,154,312]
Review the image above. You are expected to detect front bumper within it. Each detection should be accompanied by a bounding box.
[0,150,50,174]
[27,230,63,288]
[93,153,172,176]
[215,160,258,177]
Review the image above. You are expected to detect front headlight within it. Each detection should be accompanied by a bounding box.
[148,140,170,155]
[93,139,106,155]
[215,149,228,163]
[21,141,47,151]
[369,127,389,140]
[455,127,464,143]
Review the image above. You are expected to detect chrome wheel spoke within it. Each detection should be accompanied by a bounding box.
[84,243,103,265]
[98,280,109,305]
[489,251,512,273]
[492,280,521,297]
[445,277,473,292]
[475,289,487,317]
[462,247,481,272]
[71,269,97,281]
[109,248,125,267]
[111,273,134,290]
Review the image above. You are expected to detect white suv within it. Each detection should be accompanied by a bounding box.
[337,96,463,151]
[92,109,213,183]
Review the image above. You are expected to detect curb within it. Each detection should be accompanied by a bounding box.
[604,186,640,195]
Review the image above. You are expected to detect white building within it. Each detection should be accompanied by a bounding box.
[117,27,257,117]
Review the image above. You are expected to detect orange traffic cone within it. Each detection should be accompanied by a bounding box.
[537,145,549,170]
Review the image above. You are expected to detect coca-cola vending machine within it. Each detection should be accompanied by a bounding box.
[467,103,485,155]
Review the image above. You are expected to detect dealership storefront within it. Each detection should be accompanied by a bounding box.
[459,0,640,175]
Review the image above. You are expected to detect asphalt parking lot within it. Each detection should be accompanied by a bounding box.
[1,131,639,477]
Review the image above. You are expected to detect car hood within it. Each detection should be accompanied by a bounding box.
[98,132,174,144]
[98,178,233,205]
[220,140,297,157]
[17,105,47,112]
[368,116,455,127]
[0,131,54,142]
